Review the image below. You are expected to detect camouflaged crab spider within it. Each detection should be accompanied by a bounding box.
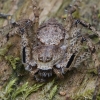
[0,1,100,82]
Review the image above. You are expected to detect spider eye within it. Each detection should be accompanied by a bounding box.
[38,56,43,62]
[38,56,52,62]
[46,56,52,62]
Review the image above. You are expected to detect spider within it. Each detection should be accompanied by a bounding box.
[0,1,100,82]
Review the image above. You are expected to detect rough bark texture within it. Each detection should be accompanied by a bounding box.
[0,0,100,100]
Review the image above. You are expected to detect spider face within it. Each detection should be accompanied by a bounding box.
[38,46,53,63]
[28,44,66,79]
[32,46,54,70]
[32,45,66,72]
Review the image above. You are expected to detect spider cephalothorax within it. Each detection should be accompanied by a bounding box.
[0,1,100,82]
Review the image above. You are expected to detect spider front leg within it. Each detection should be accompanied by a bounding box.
[55,0,98,76]
[22,35,37,73]
[32,0,42,34]
[21,34,33,65]
[74,19,100,68]
[55,21,98,77]
[86,38,100,69]
[74,19,100,37]
[0,2,42,76]
[22,2,42,72]
[0,13,12,24]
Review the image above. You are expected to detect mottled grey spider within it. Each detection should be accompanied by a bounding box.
[0,1,100,82]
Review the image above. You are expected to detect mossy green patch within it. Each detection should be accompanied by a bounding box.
[37,79,58,100]
[73,89,94,100]
[97,93,100,100]
[5,55,20,69]
[0,78,44,100]
[49,85,58,100]
[12,82,44,99]
[0,42,12,56]
[0,78,17,100]
[72,9,80,19]
[23,83,44,99]
[87,68,98,75]
[98,13,100,18]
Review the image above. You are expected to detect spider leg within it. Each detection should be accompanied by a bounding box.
[0,13,12,24]
[70,33,100,68]
[56,33,99,77]
[0,19,34,64]
[74,19,100,37]
[72,51,91,68]
[75,18,100,67]
[24,1,43,72]
[0,1,42,72]
[61,0,100,73]
[86,38,100,68]
[64,0,80,32]
[54,1,82,75]
[21,34,32,64]
[70,34,100,73]
[0,13,11,19]
[56,20,84,74]
[32,0,42,34]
